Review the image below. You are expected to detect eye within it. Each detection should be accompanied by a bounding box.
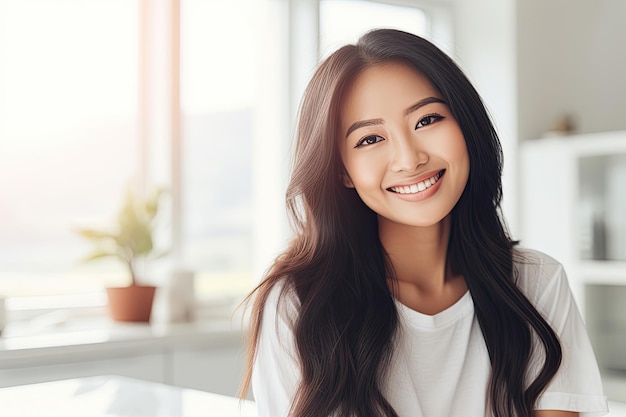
[415,114,445,129]
[355,134,385,148]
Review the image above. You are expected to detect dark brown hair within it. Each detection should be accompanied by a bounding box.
[241,29,561,417]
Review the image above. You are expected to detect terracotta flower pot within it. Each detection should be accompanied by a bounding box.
[106,285,157,322]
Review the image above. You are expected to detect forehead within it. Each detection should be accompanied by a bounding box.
[341,62,441,123]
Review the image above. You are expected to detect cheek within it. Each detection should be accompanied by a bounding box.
[345,158,385,189]
[452,138,470,188]
[442,127,469,166]
[453,141,470,169]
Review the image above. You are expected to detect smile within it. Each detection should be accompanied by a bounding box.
[388,170,444,194]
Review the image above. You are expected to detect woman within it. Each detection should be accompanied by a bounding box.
[241,29,608,417]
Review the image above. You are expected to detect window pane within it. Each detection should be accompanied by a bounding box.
[180,0,268,298]
[0,0,139,296]
[319,0,429,59]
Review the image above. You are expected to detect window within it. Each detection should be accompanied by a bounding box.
[178,0,289,299]
[319,0,429,59]
[0,0,139,298]
[0,0,290,312]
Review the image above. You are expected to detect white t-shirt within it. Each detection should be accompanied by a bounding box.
[252,248,608,417]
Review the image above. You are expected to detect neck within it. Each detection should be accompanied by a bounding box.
[379,215,451,287]
[379,215,466,315]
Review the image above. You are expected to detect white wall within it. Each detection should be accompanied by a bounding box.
[516,0,626,140]
[451,0,519,235]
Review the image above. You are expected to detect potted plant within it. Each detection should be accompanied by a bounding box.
[77,186,167,322]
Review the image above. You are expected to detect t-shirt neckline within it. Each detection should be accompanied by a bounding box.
[394,290,474,329]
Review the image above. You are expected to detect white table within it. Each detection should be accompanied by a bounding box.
[1,374,624,417]
[0,375,257,417]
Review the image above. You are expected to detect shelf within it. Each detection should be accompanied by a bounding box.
[0,318,243,369]
[604,371,626,403]
[523,131,626,156]
[577,261,626,285]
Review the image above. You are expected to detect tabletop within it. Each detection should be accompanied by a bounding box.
[1,374,625,417]
[0,375,257,417]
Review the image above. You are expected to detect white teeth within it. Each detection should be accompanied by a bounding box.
[391,171,442,194]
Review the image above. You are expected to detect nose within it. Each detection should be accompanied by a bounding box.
[389,133,428,173]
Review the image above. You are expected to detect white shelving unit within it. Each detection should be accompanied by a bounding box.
[519,131,626,307]
[519,131,626,402]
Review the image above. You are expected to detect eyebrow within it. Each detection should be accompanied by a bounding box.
[345,96,447,138]
[404,96,446,116]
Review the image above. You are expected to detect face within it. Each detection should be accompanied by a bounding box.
[339,62,469,228]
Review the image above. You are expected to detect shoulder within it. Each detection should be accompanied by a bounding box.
[263,278,300,325]
[513,249,609,413]
[252,279,303,415]
[513,246,563,271]
[257,278,300,350]
[512,247,568,305]
[253,277,302,382]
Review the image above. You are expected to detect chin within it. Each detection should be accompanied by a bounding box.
[378,213,450,228]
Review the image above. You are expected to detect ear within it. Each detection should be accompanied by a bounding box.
[342,172,355,188]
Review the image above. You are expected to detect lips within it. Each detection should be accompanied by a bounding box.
[387,170,445,194]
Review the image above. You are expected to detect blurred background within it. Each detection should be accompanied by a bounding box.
[0,0,625,404]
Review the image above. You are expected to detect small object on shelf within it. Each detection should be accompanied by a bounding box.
[543,113,577,137]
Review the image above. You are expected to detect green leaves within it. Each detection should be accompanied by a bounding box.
[76,229,118,240]
[75,185,167,286]
[82,249,118,262]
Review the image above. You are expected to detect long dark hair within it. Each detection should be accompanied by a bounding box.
[241,29,561,417]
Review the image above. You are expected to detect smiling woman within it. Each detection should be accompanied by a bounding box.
[242,29,608,417]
